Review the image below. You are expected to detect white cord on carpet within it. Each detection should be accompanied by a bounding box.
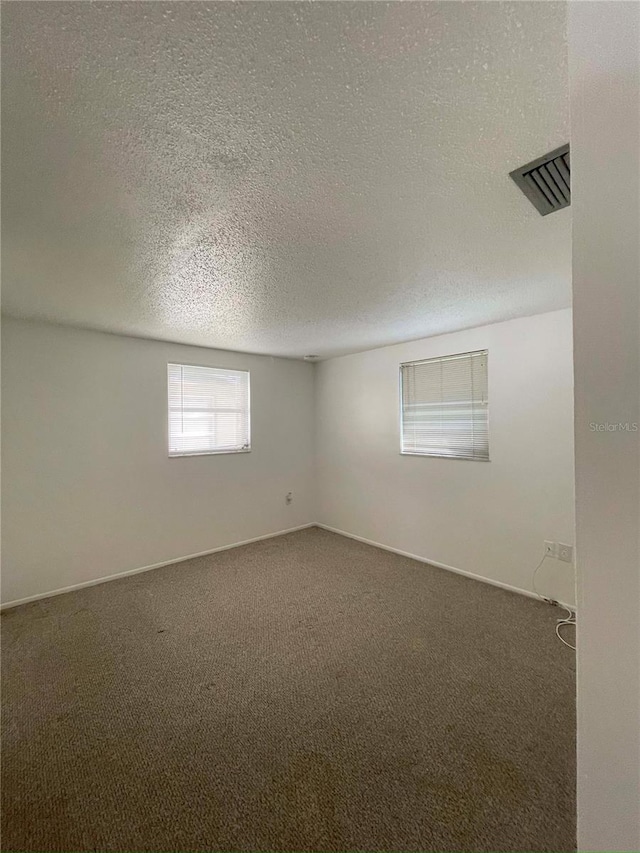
[555,605,577,651]
[531,554,576,651]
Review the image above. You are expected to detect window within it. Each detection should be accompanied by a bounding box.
[168,363,250,456]
[400,350,488,460]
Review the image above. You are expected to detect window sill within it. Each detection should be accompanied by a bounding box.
[400,451,490,462]
[169,448,251,458]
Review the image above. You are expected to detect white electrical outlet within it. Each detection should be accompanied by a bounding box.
[557,543,574,563]
[285,492,293,505]
[544,540,557,557]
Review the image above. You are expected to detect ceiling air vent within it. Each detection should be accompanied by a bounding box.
[510,144,570,216]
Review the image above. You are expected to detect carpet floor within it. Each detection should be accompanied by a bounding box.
[1,527,576,852]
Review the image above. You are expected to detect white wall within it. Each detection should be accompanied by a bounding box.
[569,2,640,849]
[1,317,315,605]
[2,310,576,611]
[316,309,575,606]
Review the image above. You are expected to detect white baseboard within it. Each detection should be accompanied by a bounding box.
[0,523,316,611]
[315,523,575,611]
[1,521,575,613]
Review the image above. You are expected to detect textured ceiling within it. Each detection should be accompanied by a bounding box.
[1,1,570,359]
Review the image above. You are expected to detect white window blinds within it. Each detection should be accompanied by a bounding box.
[400,350,489,460]
[168,363,250,456]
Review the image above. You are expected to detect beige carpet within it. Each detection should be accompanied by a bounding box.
[1,527,575,852]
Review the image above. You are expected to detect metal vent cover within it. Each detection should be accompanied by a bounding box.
[510,144,570,216]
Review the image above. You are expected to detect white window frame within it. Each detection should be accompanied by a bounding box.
[399,349,489,461]
[167,362,251,458]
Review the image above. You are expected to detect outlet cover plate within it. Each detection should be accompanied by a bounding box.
[557,543,574,563]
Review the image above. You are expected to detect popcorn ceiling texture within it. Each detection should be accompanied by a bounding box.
[1,2,570,359]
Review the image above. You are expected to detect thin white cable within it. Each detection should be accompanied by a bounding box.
[532,553,552,602]
[531,553,576,651]
[555,604,576,651]
[555,617,576,651]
